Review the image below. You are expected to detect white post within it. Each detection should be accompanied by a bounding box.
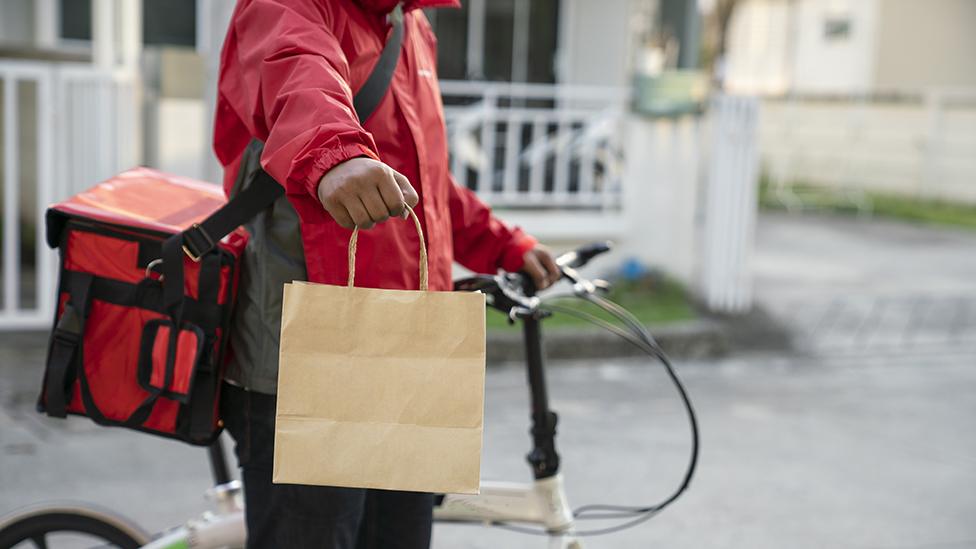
[119,0,143,166]
[466,0,486,79]
[198,0,238,185]
[36,72,57,320]
[91,0,115,70]
[34,0,58,49]
[3,75,20,313]
[511,0,530,83]
[478,90,498,202]
[118,0,143,72]
[700,95,760,314]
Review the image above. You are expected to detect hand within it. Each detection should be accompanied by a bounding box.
[317,157,420,229]
[521,246,560,291]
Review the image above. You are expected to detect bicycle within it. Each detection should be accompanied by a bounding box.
[0,242,699,549]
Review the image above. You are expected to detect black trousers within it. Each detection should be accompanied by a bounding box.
[220,383,434,549]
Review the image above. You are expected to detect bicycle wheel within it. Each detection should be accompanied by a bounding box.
[0,503,150,549]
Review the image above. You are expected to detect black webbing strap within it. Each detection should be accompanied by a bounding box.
[354,4,404,124]
[44,272,94,418]
[172,3,404,266]
[186,253,223,441]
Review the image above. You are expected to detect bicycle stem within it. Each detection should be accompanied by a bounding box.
[521,305,561,480]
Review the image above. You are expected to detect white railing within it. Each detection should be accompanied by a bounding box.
[0,60,137,330]
[700,95,761,314]
[439,80,629,210]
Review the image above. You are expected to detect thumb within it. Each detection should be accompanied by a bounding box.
[392,170,420,212]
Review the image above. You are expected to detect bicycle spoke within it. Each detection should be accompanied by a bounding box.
[30,534,48,549]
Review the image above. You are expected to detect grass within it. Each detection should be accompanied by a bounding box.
[486,275,697,331]
[759,179,976,230]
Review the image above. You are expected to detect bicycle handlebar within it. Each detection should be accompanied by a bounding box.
[453,240,613,318]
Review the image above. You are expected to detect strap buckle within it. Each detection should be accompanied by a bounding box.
[181,223,215,263]
[53,304,83,345]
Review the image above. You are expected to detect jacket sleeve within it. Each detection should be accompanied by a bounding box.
[231,0,379,196]
[447,177,537,274]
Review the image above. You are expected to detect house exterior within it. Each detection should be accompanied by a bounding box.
[721,0,976,207]
[724,0,976,95]
[0,1,762,328]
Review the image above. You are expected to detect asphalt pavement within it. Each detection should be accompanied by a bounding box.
[1,212,974,548]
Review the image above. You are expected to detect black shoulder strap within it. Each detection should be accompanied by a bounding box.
[354,4,404,124]
[165,3,404,293]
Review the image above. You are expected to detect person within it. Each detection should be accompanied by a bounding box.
[212,0,559,547]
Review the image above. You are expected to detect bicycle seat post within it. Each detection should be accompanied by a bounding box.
[521,280,561,480]
[208,437,233,486]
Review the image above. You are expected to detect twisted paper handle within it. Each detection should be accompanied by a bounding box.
[347,205,428,291]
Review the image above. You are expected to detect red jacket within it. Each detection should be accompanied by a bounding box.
[213,0,536,292]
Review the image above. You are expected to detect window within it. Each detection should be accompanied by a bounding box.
[59,0,92,41]
[426,0,559,83]
[823,16,852,40]
[58,0,197,47]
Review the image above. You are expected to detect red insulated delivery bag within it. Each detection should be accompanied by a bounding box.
[38,167,282,444]
[36,15,401,444]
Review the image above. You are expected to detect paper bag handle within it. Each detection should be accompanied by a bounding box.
[348,205,428,291]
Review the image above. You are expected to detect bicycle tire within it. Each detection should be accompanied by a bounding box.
[0,502,150,549]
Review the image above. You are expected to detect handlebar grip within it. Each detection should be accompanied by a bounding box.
[519,272,538,297]
[557,241,613,269]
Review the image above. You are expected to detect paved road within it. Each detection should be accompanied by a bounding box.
[2,213,975,548]
[754,213,976,357]
[3,338,974,549]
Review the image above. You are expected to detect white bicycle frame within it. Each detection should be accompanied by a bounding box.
[145,276,587,548]
[140,475,581,549]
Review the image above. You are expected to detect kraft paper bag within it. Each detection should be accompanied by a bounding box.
[273,208,486,494]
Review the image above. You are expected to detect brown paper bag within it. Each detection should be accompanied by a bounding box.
[273,208,486,494]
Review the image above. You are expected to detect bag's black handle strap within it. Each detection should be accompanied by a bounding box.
[43,272,94,418]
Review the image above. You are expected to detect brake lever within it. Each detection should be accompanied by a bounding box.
[592,279,612,294]
[560,265,599,297]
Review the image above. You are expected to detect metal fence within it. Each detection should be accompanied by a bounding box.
[0,60,137,329]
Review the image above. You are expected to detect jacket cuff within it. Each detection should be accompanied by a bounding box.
[500,231,538,273]
[303,139,380,198]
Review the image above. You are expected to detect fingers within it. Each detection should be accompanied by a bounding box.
[522,252,549,291]
[322,200,356,230]
[344,195,374,229]
[360,187,391,224]
[392,170,420,211]
[376,169,407,217]
[538,248,561,287]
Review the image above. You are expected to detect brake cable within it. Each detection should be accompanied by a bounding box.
[491,290,700,538]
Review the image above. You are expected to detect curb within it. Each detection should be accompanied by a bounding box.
[486,319,730,364]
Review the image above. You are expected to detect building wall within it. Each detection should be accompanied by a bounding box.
[0,0,34,47]
[789,0,880,94]
[558,0,633,87]
[725,0,882,95]
[873,0,976,90]
[761,97,976,204]
[724,0,793,94]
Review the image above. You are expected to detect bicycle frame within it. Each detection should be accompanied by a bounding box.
[139,284,583,549]
[434,299,582,547]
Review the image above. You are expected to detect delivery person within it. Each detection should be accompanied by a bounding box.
[213,0,559,547]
